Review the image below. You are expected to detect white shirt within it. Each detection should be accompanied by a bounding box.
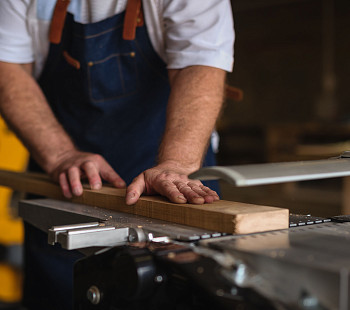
[0,0,234,78]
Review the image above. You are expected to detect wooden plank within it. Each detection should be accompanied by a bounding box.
[0,169,289,234]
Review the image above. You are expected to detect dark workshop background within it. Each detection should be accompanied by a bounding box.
[218,0,350,217]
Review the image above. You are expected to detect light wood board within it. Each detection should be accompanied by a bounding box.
[0,169,289,234]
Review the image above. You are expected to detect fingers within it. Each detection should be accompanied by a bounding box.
[170,181,203,204]
[153,180,218,205]
[187,182,220,203]
[54,152,218,206]
[82,161,102,190]
[68,166,83,196]
[126,174,145,205]
[155,180,188,204]
[54,152,126,198]
[99,163,126,188]
[59,172,72,198]
[124,167,220,205]
[58,166,84,198]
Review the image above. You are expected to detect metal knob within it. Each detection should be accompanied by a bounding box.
[87,285,101,305]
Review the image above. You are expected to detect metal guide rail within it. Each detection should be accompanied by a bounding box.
[189,151,350,186]
[19,199,228,250]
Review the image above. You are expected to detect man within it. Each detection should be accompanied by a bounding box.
[0,0,234,308]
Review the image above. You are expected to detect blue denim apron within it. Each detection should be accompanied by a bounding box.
[24,7,219,310]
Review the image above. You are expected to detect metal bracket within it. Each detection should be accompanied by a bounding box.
[48,222,147,250]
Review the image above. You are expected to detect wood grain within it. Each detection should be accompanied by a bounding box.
[0,169,289,234]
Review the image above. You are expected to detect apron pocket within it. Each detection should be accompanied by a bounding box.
[87,52,138,103]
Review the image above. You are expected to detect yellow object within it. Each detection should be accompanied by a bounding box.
[0,264,23,302]
[0,117,28,302]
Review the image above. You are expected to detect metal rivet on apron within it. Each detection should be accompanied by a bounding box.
[130,52,136,57]
[88,61,94,67]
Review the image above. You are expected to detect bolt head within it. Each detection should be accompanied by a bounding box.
[154,275,163,283]
[87,285,101,305]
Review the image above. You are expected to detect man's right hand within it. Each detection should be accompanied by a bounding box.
[48,150,126,198]
[0,62,125,198]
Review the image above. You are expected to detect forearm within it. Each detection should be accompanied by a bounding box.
[126,65,224,204]
[159,65,226,172]
[0,62,75,173]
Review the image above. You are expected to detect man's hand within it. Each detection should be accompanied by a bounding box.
[48,150,126,198]
[124,66,226,206]
[125,162,219,205]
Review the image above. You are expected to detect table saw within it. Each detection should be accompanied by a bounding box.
[18,198,350,310]
[13,153,350,310]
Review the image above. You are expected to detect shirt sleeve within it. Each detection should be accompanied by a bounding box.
[162,0,234,72]
[0,0,34,63]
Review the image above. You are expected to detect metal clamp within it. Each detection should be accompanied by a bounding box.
[339,151,350,158]
[48,222,147,250]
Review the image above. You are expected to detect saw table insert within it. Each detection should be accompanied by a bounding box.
[0,169,289,234]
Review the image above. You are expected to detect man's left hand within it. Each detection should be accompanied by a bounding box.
[125,162,219,205]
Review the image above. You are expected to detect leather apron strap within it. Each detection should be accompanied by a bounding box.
[49,0,144,44]
[49,0,71,44]
[123,0,144,40]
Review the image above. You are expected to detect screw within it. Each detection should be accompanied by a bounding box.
[300,291,319,309]
[230,287,238,295]
[302,296,318,308]
[197,266,204,274]
[128,233,137,242]
[154,275,163,283]
[87,285,101,305]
